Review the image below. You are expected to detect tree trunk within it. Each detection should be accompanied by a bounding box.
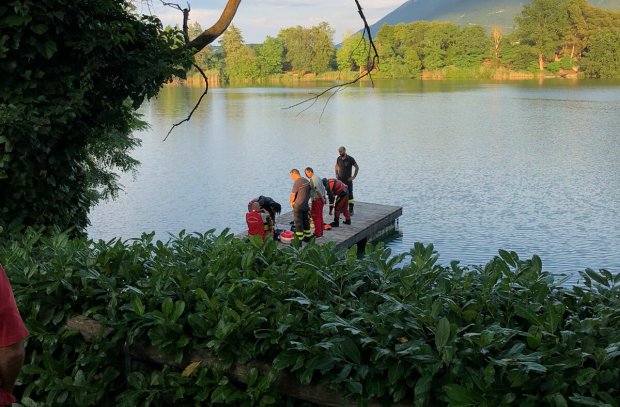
[538,53,544,71]
[186,0,242,53]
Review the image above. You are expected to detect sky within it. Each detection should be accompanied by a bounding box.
[136,0,404,44]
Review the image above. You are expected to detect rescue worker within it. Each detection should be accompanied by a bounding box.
[247,196,282,223]
[322,177,351,227]
[289,169,312,242]
[335,146,359,215]
[246,201,274,240]
[304,167,326,238]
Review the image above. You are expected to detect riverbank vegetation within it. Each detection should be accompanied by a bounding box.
[183,0,620,84]
[2,229,619,406]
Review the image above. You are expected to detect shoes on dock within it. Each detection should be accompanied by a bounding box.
[330,221,339,227]
[343,219,351,225]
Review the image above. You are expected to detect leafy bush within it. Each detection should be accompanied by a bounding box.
[0,1,192,236]
[546,58,575,74]
[1,230,619,406]
[581,30,620,78]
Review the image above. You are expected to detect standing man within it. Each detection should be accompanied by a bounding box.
[289,169,312,242]
[335,146,359,215]
[0,265,29,406]
[304,167,326,238]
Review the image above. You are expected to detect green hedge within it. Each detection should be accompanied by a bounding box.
[1,230,618,406]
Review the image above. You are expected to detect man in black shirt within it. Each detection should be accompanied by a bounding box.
[289,169,312,242]
[335,146,359,215]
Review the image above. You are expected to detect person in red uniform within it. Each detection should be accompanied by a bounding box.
[322,178,351,227]
[246,201,274,240]
[0,265,28,406]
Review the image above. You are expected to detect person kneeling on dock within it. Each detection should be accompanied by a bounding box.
[246,202,274,240]
[247,196,282,223]
[322,178,351,227]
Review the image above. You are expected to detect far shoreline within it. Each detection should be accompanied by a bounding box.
[169,67,590,87]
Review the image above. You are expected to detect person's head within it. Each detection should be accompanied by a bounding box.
[289,168,300,180]
[251,202,261,212]
[304,167,314,178]
[338,146,346,158]
[270,202,282,215]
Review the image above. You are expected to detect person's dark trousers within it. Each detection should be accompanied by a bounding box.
[340,178,355,215]
[293,208,311,241]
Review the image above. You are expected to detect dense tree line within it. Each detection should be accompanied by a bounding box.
[196,0,620,82]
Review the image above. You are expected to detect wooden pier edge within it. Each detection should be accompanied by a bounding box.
[241,201,403,251]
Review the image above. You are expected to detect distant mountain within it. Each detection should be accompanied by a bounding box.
[368,0,620,36]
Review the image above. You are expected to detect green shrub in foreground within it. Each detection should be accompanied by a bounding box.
[1,229,618,406]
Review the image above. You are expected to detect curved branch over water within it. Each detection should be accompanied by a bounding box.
[284,0,380,119]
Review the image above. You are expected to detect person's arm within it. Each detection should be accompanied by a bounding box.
[0,340,25,393]
[351,162,359,181]
[325,186,334,214]
[335,161,339,178]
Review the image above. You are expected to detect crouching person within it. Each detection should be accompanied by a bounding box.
[246,202,274,240]
[323,178,351,227]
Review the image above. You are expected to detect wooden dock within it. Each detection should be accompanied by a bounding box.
[257,201,403,251]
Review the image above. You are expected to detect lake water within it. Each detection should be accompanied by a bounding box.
[88,79,620,280]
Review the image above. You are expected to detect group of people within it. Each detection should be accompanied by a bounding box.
[246,146,359,243]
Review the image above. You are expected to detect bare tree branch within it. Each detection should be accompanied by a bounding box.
[284,0,380,117]
[159,1,191,42]
[163,62,209,142]
[160,1,182,12]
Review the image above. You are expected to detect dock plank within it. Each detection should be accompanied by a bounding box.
[244,201,402,251]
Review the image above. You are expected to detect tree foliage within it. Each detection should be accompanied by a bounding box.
[369,0,620,76]
[515,0,570,70]
[581,29,620,77]
[449,26,490,68]
[0,0,192,236]
[279,22,335,74]
[221,24,259,81]
[257,36,284,76]
[188,21,215,71]
[337,33,371,72]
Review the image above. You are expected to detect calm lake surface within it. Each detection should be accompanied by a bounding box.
[88,79,620,280]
